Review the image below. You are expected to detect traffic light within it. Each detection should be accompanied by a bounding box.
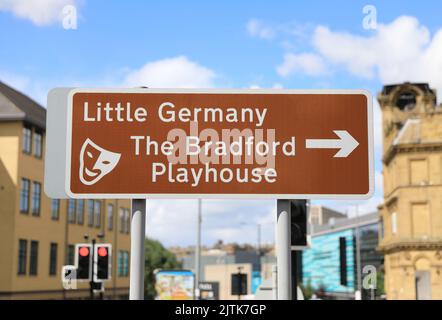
[339,237,348,286]
[231,273,247,296]
[94,244,111,282]
[75,244,92,280]
[290,200,309,248]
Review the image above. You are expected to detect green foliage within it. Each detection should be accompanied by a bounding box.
[376,267,385,296]
[144,238,182,299]
[300,279,314,300]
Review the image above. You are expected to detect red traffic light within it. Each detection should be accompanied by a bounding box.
[97,247,108,257]
[79,246,90,257]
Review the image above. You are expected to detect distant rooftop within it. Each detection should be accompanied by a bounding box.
[0,81,46,129]
[312,211,379,236]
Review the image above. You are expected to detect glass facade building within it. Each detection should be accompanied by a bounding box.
[302,229,355,295]
[301,212,383,299]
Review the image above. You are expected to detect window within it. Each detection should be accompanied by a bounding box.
[124,251,129,276]
[379,218,384,240]
[49,243,57,276]
[76,200,84,225]
[67,199,76,223]
[87,200,94,227]
[67,245,75,265]
[410,159,428,185]
[119,208,131,234]
[18,239,27,275]
[33,131,42,158]
[412,203,430,237]
[20,178,30,213]
[107,204,114,230]
[125,209,130,234]
[119,208,125,233]
[395,91,416,110]
[94,201,102,228]
[51,199,60,220]
[391,212,397,235]
[29,240,38,276]
[118,251,129,277]
[22,126,32,154]
[31,182,41,216]
[118,251,123,276]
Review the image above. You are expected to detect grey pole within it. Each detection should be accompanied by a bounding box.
[129,199,146,300]
[195,198,202,299]
[355,205,362,300]
[276,199,292,300]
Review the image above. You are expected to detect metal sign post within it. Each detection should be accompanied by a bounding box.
[129,199,146,300]
[276,199,292,300]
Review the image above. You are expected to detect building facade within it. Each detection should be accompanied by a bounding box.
[0,81,131,299]
[309,205,346,226]
[204,263,253,300]
[378,82,442,300]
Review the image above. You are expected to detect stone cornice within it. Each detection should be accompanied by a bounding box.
[383,142,442,165]
[378,239,442,254]
[382,184,442,202]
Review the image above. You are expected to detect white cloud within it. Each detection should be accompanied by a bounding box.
[124,56,216,88]
[248,83,283,89]
[284,16,442,101]
[146,199,275,247]
[277,53,327,77]
[0,0,80,26]
[313,16,433,81]
[246,19,275,40]
[246,18,312,44]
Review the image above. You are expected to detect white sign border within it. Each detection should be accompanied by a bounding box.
[64,88,374,200]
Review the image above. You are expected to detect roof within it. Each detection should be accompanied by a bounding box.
[381,82,435,96]
[393,119,421,145]
[0,81,46,129]
[311,211,379,236]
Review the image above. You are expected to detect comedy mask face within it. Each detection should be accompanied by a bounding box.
[79,138,121,185]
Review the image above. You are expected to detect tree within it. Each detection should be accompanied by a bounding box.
[144,238,182,299]
[300,279,314,300]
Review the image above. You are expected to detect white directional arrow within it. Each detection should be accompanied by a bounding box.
[305,130,359,158]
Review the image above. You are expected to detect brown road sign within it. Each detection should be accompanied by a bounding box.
[44,88,374,199]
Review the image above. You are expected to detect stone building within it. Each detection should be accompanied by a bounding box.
[378,82,442,300]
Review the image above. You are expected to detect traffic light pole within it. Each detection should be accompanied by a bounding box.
[129,199,146,300]
[237,267,243,300]
[290,200,308,300]
[291,250,298,300]
[89,238,96,300]
[276,199,292,300]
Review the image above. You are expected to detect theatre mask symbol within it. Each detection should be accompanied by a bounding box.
[79,138,121,185]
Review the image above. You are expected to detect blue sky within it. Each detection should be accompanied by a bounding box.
[1,0,441,246]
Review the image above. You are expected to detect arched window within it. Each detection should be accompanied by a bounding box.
[395,91,416,110]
